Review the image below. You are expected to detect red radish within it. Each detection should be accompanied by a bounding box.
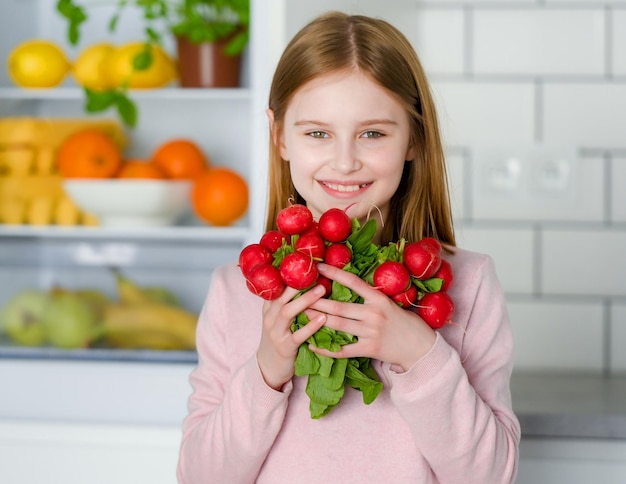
[259,230,289,253]
[300,221,320,237]
[246,263,285,300]
[415,292,454,329]
[295,232,326,259]
[391,283,418,308]
[433,259,453,291]
[318,207,351,242]
[280,252,319,290]
[239,243,273,277]
[403,241,442,280]
[317,275,333,298]
[276,203,313,235]
[372,261,411,296]
[419,237,442,254]
[324,243,352,269]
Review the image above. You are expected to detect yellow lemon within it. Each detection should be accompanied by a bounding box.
[72,42,116,90]
[106,42,178,89]
[7,39,70,88]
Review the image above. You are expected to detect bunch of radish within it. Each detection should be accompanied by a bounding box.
[238,202,455,418]
[239,203,455,330]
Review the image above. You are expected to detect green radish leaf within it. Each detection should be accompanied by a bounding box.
[317,354,334,378]
[413,277,443,293]
[348,218,377,255]
[294,344,320,376]
[306,373,345,406]
[422,277,444,293]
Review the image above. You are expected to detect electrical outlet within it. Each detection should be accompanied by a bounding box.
[530,156,573,195]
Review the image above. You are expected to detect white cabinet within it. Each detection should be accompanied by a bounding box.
[0,420,181,484]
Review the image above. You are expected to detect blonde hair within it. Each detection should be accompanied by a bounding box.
[266,11,455,247]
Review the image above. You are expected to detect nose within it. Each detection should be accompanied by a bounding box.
[329,138,362,174]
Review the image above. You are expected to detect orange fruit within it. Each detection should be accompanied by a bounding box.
[152,139,208,180]
[117,159,166,179]
[191,167,249,226]
[56,129,122,178]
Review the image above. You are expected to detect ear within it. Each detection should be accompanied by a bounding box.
[266,108,289,160]
[404,144,415,162]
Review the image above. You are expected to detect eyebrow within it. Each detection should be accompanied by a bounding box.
[293,119,399,127]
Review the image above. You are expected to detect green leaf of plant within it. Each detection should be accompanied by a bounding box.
[56,0,86,45]
[84,88,118,112]
[133,45,153,71]
[115,95,138,128]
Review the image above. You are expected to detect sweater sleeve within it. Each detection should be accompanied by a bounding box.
[177,266,291,483]
[386,254,521,483]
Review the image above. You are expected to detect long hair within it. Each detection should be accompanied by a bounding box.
[266,11,455,247]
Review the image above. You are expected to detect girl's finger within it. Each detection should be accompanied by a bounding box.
[293,313,327,345]
[317,263,381,299]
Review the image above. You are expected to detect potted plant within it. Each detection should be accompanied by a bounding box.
[56,0,249,127]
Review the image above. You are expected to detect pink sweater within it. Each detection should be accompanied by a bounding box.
[177,247,521,483]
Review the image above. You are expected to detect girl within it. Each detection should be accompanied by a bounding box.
[177,11,520,484]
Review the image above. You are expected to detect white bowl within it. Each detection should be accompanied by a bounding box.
[63,179,192,227]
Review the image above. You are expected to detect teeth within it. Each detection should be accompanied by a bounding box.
[323,182,365,192]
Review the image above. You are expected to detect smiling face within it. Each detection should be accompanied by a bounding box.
[272,69,414,228]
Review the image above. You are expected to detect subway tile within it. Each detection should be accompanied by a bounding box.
[285,0,420,43]
[544,83,626,149]
[547,0,626,5]
[613,11,626,76]
[507,299,605,371]
[414,9,465,75]
[446,152,466,221]
[542,229,626,296]
[471,148,605,222]
[612,157,626,223]
[455,226,534,294]
[432,81,535,147]
[610,303,626,372]
[473,9,605,76]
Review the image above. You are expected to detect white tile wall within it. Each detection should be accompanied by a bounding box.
[613,10,626,75]
[283,0,626,372]
[473,9,605,76]
[507,300,605,371]
[611,304,626,372]
[542,230,626,296]
[455,227,535,294]
[414,10,465,75]
[612,157,626,223]
[409,1,626,373]
[431,81,535,147]
[543,84,626,149]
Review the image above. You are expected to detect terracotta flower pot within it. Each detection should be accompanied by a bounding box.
[175,35,242,88]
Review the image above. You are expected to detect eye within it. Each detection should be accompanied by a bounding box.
[308,131,328,139]
[362,130,383,139]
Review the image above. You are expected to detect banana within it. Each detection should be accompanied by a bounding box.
[26,196,56,225]
[112,268,180,306]
[54,194,81,225]
[0,198,26,224]
[100,302,197,350]
[113,268,155,305]
[0,149,34,176]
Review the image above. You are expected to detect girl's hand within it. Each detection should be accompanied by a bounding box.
[257,283,327,390]
[307,263,437,371]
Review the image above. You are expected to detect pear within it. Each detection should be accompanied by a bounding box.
[0,290,49,346]
[43,290,101,349]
